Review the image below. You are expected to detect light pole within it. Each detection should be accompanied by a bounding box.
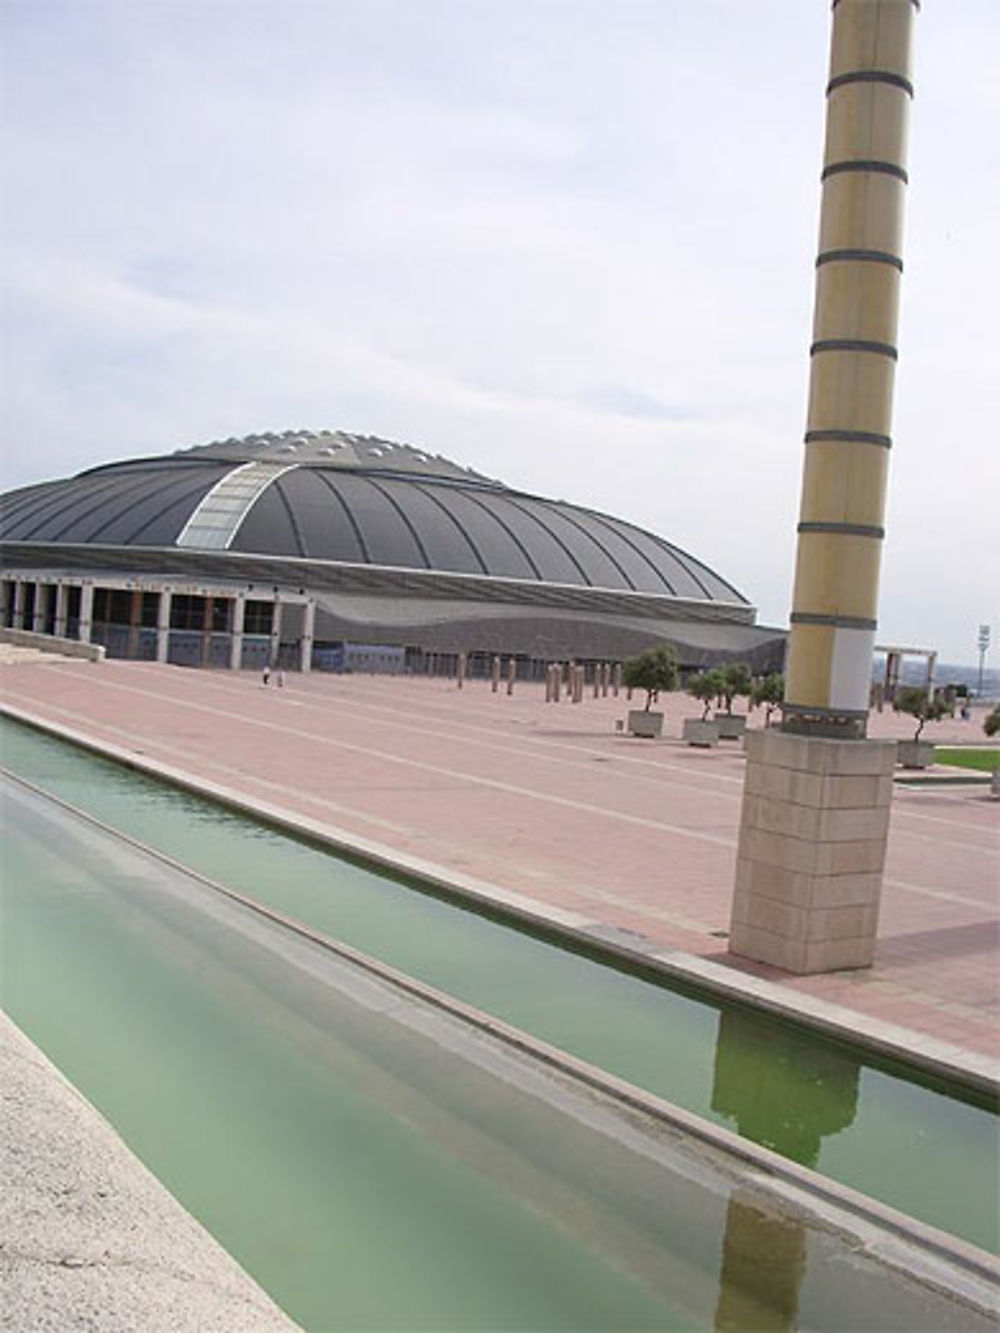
[977,624,991,696]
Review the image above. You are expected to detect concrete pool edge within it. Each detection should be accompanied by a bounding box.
[5,699,995,1102]
[5,765,1000,1315]
[0,1009,300,1333]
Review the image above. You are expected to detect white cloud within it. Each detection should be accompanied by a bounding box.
[1,0,997,663]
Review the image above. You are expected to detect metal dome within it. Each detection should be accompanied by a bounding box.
[1,430,748,607]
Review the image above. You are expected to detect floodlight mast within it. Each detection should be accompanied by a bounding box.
[782,0,919,740]
[977,624,990,695]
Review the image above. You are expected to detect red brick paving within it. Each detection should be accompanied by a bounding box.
[3,658,998,1059]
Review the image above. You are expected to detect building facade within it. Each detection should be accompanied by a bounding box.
[2,430,784,675]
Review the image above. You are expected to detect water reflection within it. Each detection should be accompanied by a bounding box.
[711,1009,859,1167]
[711,1010,861,1330]
[715,1194,806,1332]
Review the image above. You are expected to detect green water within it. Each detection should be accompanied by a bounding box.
[4,783,700,1329]
[2,717,997,1255]
[4,779,993,1333]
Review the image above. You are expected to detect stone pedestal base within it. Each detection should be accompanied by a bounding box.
[729,731,895,974]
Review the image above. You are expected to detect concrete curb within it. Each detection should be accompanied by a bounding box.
[0,1010,299,1332]
[0,627,105,662]
[4,700,996,1101]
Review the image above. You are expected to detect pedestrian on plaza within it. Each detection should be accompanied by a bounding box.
[262,664,271,686]
[276,669,285,688]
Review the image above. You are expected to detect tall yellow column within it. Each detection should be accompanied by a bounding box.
[729,0,917,975]
[784,0,917,738]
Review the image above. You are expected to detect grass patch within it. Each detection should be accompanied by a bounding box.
[933,747,1000,773]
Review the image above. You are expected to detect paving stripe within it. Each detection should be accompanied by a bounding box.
[105,665,749,795]
[7,676,995,913]
[30,674,741,849]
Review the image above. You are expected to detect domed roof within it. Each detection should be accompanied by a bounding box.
[1,430,748,605]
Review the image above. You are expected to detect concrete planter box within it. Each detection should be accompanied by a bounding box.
[715,714,747,741]
[628,709,663,738]
[991,769,1000,799]
[897,739,935,769]
[683,718,719,748]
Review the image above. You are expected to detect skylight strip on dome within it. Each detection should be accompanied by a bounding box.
[175,462,298,550]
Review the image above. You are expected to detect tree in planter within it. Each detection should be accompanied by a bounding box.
[750,672,785,726]
[623,644,679,711]
[983,706,1000,738]
[893,685,950,740]
[687,668,726,721]
[719,662,753,717]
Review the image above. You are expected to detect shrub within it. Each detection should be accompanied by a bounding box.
[984,706,1000,739]
[893,685,950,741]
[687,669,725,721]
[623,644,679,712]
[751,672,785,725]
[719,662,753,716]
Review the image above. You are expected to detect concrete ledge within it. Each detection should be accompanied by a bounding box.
[0,1010,298,1332]
[0,627,105,662]
[2,699,997,1101]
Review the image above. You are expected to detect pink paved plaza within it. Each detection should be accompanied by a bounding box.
[3,657,998,1059]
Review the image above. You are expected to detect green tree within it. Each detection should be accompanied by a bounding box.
[893,685,949,741]
[623,644,679,712]
[750,672,785,725]
[983,706,1000,738]
[687,668,726,721]
[719,662,753,716]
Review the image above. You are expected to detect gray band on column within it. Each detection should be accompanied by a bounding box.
[782,701,870,720]
[810,339,898,360]
[827,70,914,97]
[821,159,909,184]
[797,521,885,538]
[790,612,878,631]
[816,248,903,271]
[780,701,870,739]
[833,0,919,9]
[805,429,892,448]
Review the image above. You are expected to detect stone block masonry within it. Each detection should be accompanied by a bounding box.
[730,730,897,974]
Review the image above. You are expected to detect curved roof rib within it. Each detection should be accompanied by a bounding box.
[177,462,298,551]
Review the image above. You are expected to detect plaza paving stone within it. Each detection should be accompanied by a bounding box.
[2,658,997,1060]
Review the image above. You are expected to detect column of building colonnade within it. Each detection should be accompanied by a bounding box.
[53,584,69,638]
[230,593,245,671]
[156,589,172,664]
[783,0,917,738]
[730,0,917,976]
[268,597,282,670]
[31,584,48,634]
[300,600,315,675]
[78,583,94,643]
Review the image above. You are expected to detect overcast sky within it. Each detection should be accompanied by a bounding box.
[2,1,996,665]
